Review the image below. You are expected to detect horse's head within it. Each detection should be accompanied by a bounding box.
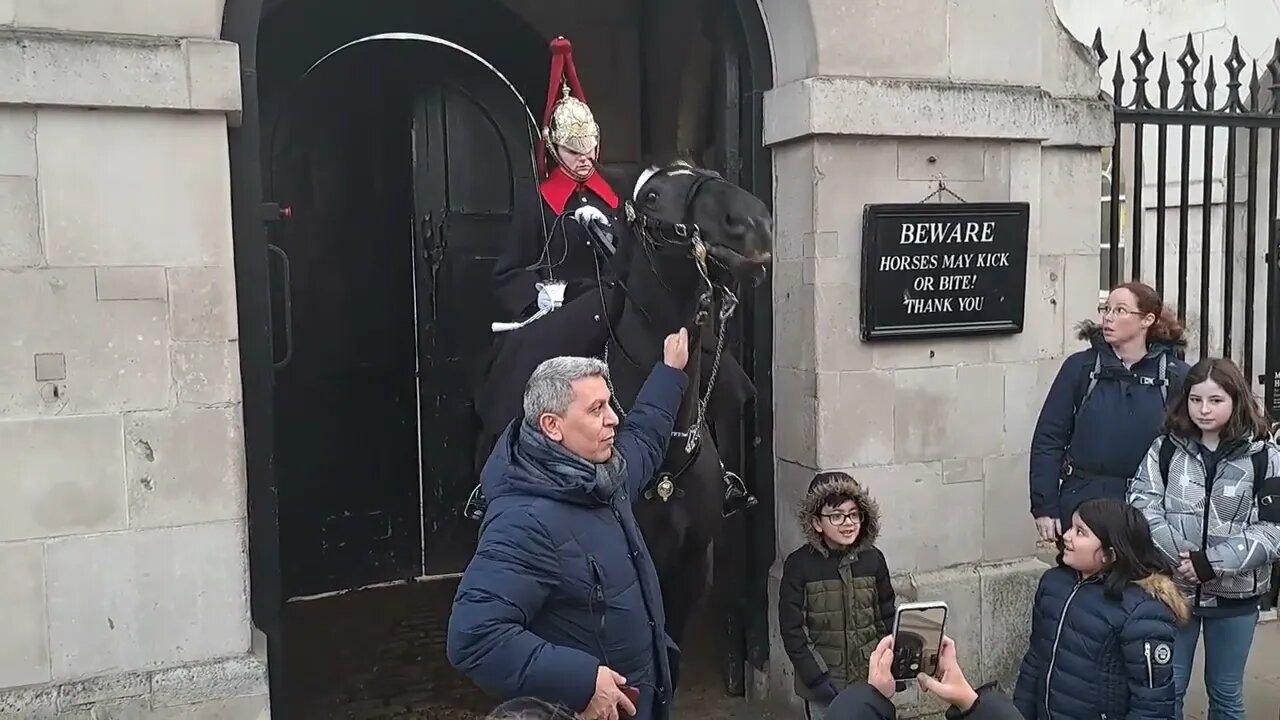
[624,161,773,285]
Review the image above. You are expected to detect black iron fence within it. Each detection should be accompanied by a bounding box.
[1094,30,1280,423]
[1095,30,1280,611]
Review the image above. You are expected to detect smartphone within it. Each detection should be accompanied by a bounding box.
[619,684,640,706]
[891,601,948,681]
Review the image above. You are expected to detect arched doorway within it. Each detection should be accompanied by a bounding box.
[223,1,774,716]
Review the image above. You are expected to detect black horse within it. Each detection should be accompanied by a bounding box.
[468,160,773,650]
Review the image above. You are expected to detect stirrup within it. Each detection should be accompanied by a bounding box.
[721,469,757,518]
[463,485,487,521]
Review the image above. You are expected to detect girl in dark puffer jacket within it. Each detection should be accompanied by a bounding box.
[1014,498,1189,719]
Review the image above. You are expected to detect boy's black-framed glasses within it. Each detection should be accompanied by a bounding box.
[820,511,861,526]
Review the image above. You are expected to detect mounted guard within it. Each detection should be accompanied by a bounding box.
[475,37,756,469]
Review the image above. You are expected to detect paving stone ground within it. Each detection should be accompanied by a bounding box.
[281,578,764,719]
[279,577,1277,719]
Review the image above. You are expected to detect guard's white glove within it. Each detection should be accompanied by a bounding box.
[573,204,610,229]
[535,281,566,312]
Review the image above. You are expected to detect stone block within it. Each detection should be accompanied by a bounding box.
[871,338,991,371]
[1062,253,1103,338]
[184,40,241,121]
[0,34,187,110]
[771,139,815,263]
[168,267,238,342]
[12,0,224,38]
[765,77,1113,147]
[952,364,1006,459]
[38,111,233,267]
[0,415,127,542]
[150,655,267,709]
[138,694,270,720]
[813,283,873,371]
[979,558,1047,684]
[897,140,988,182]
[0,268,170,417]
[89,697,152,720]
[772,261,815,371]
[0,175,42,267]
[983,453,1040,561]
[817,370,894,467]
[809,0,949,80]
[773,367,817,467]
[814,138,913,233]
[861,462,984,573]
[1040,149,1102,256]
[0,0,13,26]
[45,521,251,680]
[172,342,242,406]
[1004,359,1060,454]
[990,254,1066,362]
[947,0,1042,86]
[125,407,246,529]
[0,684,57,714]
[95,268,167,302]
[0,541,49,687]
[893,367,955,463]
[58,672,148,709]
[0,108,35,176]
[774,460,814,558]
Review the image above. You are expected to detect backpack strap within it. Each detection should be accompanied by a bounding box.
[1252,447,1269,502]
[1158,354,1168,405]
[1075,352,1103,420]
[1158,435,1177,481]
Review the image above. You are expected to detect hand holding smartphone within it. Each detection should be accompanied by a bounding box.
[890,601,948,681]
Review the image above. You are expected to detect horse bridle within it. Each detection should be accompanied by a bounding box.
[602,166,741,482]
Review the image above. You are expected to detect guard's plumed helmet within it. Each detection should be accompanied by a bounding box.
[538,37,599,175]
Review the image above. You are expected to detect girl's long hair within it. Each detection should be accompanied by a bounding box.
[1163,357,1272,443]
[1066,498,1168,600]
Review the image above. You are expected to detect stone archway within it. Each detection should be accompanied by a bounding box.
[222,0,784,715]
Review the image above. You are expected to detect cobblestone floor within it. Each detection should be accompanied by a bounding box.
[281,578,764,719]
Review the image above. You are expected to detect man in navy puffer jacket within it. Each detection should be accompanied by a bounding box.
[1030,319,1188,530]
[447,330,690,720]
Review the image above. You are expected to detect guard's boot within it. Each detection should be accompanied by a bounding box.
[722,468,758,518]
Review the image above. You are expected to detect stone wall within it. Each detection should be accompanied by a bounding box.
[759,0,1111,714]
[0,5,266,717]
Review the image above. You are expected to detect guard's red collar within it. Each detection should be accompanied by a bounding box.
[540,167,620,214]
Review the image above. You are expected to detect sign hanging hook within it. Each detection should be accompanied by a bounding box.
[918,173,969,204]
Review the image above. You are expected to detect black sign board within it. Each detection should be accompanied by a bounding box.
[860,202,1030,341]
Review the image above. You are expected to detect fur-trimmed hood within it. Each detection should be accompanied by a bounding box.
[797,473,881,556]
[1136,573,1191,625]
[1075,319,1187,356]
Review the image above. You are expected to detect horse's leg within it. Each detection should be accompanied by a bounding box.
[661,538,711,650]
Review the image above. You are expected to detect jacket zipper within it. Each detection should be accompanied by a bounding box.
[1196,448,1216,608]
[1144,642,1153,688]
[1044,579,1089,716]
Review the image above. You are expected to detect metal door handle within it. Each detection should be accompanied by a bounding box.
[268,243,294,369]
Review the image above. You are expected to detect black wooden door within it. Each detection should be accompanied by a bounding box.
[412,65,534,575]
[268,53,424,599]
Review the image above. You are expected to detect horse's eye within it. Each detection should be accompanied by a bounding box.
[646,191,658,206]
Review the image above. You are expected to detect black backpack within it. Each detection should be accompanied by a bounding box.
[1156,436,1269,504]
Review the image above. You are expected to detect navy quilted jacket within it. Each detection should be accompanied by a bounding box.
[1013,566,1188,719]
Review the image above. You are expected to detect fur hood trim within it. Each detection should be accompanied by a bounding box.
[1137,573,1191,625]
[797,474,881,556]
[1075,319,1188,353]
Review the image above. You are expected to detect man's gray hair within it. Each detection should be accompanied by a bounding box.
[522,356,610,423]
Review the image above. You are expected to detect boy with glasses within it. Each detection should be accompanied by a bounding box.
[778,472,896,720]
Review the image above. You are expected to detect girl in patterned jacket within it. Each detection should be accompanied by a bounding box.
[1128,356,1280,719]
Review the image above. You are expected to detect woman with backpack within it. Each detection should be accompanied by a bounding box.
[1128,357,1280,719]
[1029,281,1189,542]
